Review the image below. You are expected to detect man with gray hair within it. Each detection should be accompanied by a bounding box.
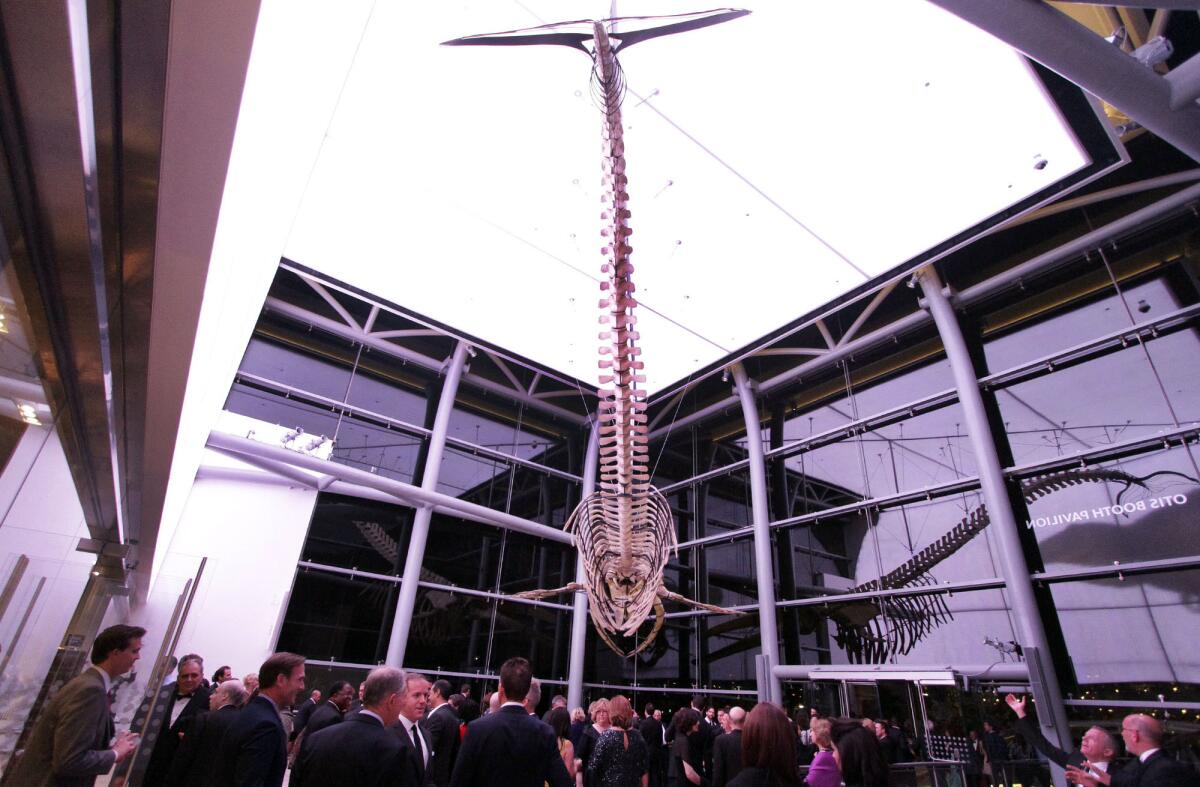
[143,653,211,785]
[1006,694,1117,778]
[524,678,542,716]
[167,679,247,786]
[541,693,567,723]
[712,706,746,787]
[392,671,434,786]
[1068,714,1195,787]
[293,666,421,786]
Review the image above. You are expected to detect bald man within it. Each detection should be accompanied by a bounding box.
[712,706,746,787]
[1067,714,1195,787]
[1006,695,1116,778]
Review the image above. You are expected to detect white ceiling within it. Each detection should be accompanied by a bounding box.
[239,1,1103,393]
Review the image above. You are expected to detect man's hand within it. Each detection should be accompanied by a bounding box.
[1004,694,1027,718]
[112,731,139,763]
[1066,765,1111,787]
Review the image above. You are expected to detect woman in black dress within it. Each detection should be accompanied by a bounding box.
[588,695,649,787]
[578,697,613,786]
[671,707,704,786]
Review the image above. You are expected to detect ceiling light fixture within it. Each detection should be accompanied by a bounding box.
[15,401,40,425]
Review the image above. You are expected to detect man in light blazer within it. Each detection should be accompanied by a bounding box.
[7,624,144,786]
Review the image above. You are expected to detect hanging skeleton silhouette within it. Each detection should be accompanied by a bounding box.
[444,9,750,657]
[825,467,1196,663]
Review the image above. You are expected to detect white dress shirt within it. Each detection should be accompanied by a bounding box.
[398,714,429,768]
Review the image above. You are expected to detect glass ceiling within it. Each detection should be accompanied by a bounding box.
[241,1,1118,394]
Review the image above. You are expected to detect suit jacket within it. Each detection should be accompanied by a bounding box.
[290,698,318,741]
[641,718,666,758]
[1110,750,1197,787]
[303,701,344,738]
[216,695,287,787]
[713,729,744,787]
[1013,717,1086,770]
[292,711,420,787]
[391,717,436,787]
[425,702,462,787]
[166,704,241,787]
[448,705,572,787]
[144,681,212,785]
[7,666,117,787]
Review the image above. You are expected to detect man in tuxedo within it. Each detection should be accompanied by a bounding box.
[292,666,421,787]
[1006,694,1116,780]
[448,657,571,787]
[425,679,461,787]
[393,671,435,787]
[7,624,143,786]
[290,689,322,742]
[304,681,353,738]
[166,678,248,787]
[143,653,212,785]
[712,706,745,787]
[541,694,567,724]
[218,652,305,787]
[1068,714,1195,787]
[641,704,667,787]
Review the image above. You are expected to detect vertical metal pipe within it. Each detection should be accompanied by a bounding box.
[386,341,470,666]
[731,363,782,705]
[566,421,599,710]
[917,267,1073,754]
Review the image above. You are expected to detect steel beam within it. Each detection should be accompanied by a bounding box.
[731,364,782,705]
[917,267,1073,767]
[929,0,1200,161]
[205,431,572,546]
[566,423,598,711]
[773,663,1029,681]
[387,342,470,666]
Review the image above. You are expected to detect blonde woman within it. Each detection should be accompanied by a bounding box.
[587,695,648,787]
[576,698,611,787]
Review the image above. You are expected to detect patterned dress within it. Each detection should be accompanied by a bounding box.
[588,728,649,787]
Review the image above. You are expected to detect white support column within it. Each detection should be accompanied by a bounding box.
[566,422,599,710]
[386,341,470,667]
[731,363,782,705]
[918,267,1072,783]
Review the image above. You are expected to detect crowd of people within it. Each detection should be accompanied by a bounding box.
[6,624,1196,787]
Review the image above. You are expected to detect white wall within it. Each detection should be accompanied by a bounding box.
[0,425,96,767]
[134,448,317,689]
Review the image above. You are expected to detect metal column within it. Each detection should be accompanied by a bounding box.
[731,364,782,705]
[386,341,470,666]
[566,422,598,710]
[917,268,1073,755]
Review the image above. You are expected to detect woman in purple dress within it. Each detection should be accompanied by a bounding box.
[805,718,840,787]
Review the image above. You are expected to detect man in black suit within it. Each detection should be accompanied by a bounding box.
[166,678,248,787]
[712,706,745,787]
[304,681,354,739]
[448,657,571,787]
[217,651,305,787]
[641,704,667,787]
[292,666,421,787]
[1068,714,1196,787]
[1006,694,1117,779]
[144,653,212,785]
[392,671,435,787]
[425,679,461,787]
[290,690,322,742]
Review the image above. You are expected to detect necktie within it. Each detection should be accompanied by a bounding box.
[411,724,424,767]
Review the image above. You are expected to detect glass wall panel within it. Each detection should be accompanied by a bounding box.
[994,336,1199,467]
[1050,568,1200,690]
[405,591,496,675]
[225,382,342,439]
[342,369,430,426]
[301,493,410,574]
[276,569,394,664]
[240,337,354,401]
[1021,444,1200,571]
[424,514,503,591]
[330,417,422,484]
